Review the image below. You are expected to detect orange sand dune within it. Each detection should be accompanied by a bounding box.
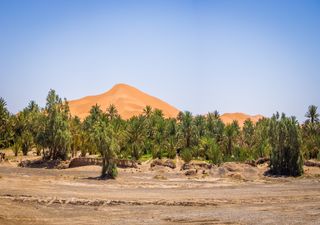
[68,83,180,120]
[220,112,264,127]
[69,83,264,124]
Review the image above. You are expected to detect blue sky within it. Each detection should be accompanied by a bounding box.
[0,0,319,121]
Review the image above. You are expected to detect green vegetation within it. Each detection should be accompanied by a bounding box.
[1,90,320,177]
[269,113,303,176]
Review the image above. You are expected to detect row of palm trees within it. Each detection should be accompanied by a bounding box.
[0,90,319,177]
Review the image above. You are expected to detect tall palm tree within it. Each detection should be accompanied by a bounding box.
[176,111,184,122]
[143,105,153,118]
[0,97,9,128]
[194,115,206,140]
[126,116,145,160]
[91,120,119,178]
[153,109,164,118]
[224,120,240,156]
[179,111,194,148]
[305,105,319,124]
[242,119,254,148]
[199,136,221,164]
[27,100,40,113]
[70,116,82,158]
[213,110,220,119]
[164,118,180,158]
[206,112,225,142]
[106,104,119,121]
[84,104,105,129]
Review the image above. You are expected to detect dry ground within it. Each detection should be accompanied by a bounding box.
[0,154,319,225]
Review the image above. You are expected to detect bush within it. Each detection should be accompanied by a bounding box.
[151,146,163,159]
[205,140,222,165]
[180,148,193,163]
[233,147,252,162]
[268,114,303,176]
[166,147,176,159]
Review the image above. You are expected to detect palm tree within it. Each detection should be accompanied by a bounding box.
[90,104,104,121]
[13,104,36,156]
[106,104,119,121]
[0,97,9,132]
[305,105,319,124]
[27,100,40,113]
[213,110,220,119]
[143,105,153,118]
[153,109,164,118]
[224,120,240,156]
[199,136,222,164]
[70,116,82,158]
[206,112,225,142]
[126,116,145,160]
[91,120,119,178]
[0,97,10,148]
[164,118,180,159]
[302,105,320,159]
[179,111,194,149]
[194,115,206,139]
[242,119,254,148]
[176,111,184,122]
[44,90,72,160]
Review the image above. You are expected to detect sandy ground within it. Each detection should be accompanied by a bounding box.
[0,158,319,225]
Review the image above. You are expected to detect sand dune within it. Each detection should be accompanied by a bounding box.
[220,112,263,126]
[69,83,263,125]
[68,83,180,120]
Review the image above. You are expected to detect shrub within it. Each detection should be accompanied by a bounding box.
[233,147,252,162]
[151,146,163,159]
[204,138,222,165]
[180,148,193,163]
[166,147,176,159]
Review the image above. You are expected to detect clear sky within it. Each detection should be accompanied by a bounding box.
[0,0,319,121]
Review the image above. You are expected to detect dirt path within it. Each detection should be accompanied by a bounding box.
[0,163,319,225]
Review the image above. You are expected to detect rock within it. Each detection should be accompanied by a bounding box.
[163,159,176,169]
[69,157,101,168]
[69,158,137,168]
[256,157,269,165]
[181,162,212,170]
[18,159,64,169]
[185,169,197,176]
[181,163,190,170]
[150,159,176,169]
[117,159,138,168]
[217,167,226,176]
[0,152,5,162]
[304,160,320,168]
[150,159,162,168]
[195,162,212,170]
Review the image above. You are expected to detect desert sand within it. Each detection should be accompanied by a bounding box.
[0,151,319,225]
